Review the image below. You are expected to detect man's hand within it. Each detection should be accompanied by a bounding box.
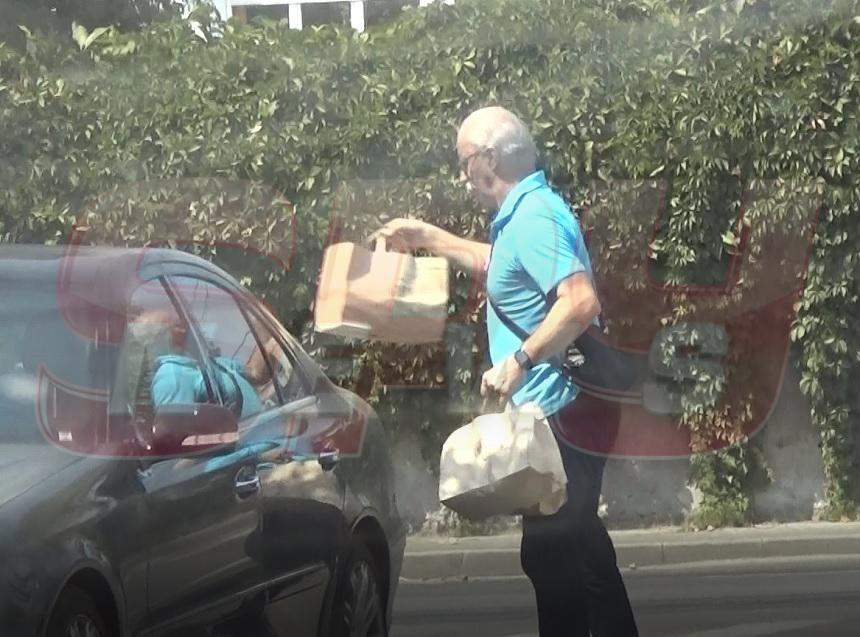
[370,218,491,276]
[245,336,280,385]
[370,218,436,252]
[480,355,526,404]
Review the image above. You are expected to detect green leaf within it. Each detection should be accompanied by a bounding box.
[72,23,111,50]
[71,22,89,49]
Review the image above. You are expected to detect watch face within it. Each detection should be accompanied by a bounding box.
[515,350,531,370]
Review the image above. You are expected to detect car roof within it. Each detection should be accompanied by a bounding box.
[0,243,242,288]
[0,244,246,338]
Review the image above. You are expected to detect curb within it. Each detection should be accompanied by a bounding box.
[401,524,860,581]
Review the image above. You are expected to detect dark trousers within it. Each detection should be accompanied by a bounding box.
[520,404,639,637]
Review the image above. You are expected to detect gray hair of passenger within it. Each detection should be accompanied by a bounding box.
[461,107,538,174]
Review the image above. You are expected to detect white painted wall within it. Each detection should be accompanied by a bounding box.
[212,0,232,20]
[204,0,452,31]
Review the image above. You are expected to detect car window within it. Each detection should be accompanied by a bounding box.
[254,301,330,394]
[119,278,212,434]
[244,307,310,405]
[170,276,279,419]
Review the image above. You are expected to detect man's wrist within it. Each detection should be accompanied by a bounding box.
[513,348,535,371]
[422,223,446,251]
[520,341,539,365]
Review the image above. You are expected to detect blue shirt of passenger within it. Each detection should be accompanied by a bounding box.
[151,354,263,420]
[486,170,595,417]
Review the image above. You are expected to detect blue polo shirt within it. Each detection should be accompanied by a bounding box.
[487,170,595,417]
[151,354,263,420]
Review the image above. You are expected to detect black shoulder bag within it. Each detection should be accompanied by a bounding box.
[487,293,639,401]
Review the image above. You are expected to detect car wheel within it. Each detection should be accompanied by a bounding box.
[46,586,110,637]
[330,543,387,637]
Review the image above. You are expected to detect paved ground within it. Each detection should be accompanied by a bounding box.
[402,521,860,580]
[391,556,860,636]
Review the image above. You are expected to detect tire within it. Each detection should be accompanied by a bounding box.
[328,543,388,637]
[46,586,111,637]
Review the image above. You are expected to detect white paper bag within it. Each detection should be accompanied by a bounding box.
[439,404,568,520]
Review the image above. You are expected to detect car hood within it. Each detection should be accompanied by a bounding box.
[0,444,83,509]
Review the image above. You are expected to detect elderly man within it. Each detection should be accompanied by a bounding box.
[374,106,638,636]
[130,307,266,420]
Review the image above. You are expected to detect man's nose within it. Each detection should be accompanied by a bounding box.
[458,171,475,193]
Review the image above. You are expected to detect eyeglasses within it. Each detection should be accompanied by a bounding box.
[457,147,487,176]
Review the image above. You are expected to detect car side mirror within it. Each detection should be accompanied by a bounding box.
[151,403,239,457]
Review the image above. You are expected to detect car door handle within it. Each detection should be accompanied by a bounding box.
[234,469,261,498]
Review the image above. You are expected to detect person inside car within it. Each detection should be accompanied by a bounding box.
[129,307,265,420]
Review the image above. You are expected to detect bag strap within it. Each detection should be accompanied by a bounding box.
[487,294,532,342]
[487,237,593,338]
[487,241,601,344]
[487,241,535,343]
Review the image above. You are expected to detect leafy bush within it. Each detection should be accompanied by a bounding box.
[1,0,180,49]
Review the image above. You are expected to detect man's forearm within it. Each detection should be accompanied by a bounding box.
[424,226,490,276]
[244,336,278,384]
[521,289,600,364]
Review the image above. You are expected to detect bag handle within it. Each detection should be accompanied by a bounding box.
[506,401,540,425]
[375,237,387,253]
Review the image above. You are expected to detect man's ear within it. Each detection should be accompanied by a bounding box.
[485,147,499,174]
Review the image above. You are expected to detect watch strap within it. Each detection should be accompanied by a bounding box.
[514,349,534,371]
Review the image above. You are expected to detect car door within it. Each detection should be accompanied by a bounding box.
[236,301,352,636]
[129,277,269,634]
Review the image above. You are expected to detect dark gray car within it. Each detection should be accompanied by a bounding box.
[0,245,405,637]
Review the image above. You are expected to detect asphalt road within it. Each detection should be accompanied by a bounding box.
[391,557,860,636]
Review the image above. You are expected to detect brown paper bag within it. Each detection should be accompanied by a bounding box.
[314,239,449,344]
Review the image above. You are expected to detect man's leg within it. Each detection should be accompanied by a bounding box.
[520,410,638,637]
[565,449,638,636]
[521,505,589,636]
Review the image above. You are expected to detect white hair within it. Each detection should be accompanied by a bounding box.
[460,107,538,171]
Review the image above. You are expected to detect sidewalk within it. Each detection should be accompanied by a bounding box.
[402,521,860,581]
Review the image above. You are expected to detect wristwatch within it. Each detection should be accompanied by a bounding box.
[513,349,535,371]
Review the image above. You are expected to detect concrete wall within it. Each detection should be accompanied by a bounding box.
[390,356,826,532]
[391,427,441,529]
[599,357,826,527]
[749,360,826,521]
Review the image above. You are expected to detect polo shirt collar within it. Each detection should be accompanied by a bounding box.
[489,170,547,242]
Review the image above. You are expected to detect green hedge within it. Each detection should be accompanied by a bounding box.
[1,0,858,525]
